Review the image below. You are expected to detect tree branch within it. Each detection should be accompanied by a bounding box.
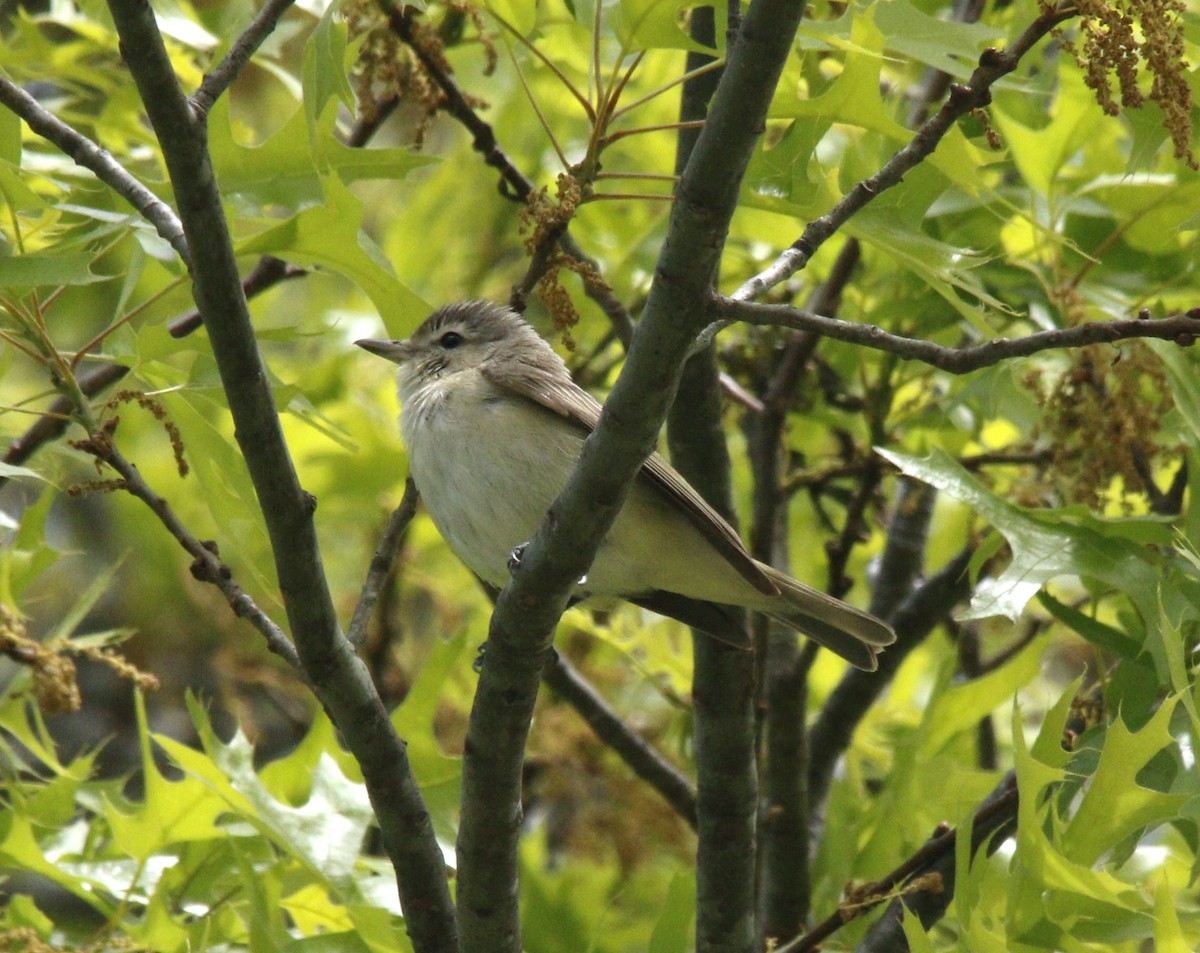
[715,297,1200,373]
[191,0,298,117]
[542,651,697,827]
[102,5,456,950]
[807,547,975,813]
[750,244,860,945]
[781,773,1019,953]
[348,477,420,648]
[660,15,763,947]
[2,363,129,484]
[730,2,1079,305]
[379,2,634,343]
[452,1,808,949]
[0,76,190,264]
[167,256,306,338]
[84,438,303,672]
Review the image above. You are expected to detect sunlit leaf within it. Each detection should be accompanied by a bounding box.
[238,174,429,335]
[1061,698,1189,866]
[880,448,1163,625]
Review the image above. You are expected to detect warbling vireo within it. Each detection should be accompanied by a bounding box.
[357,301,895,670]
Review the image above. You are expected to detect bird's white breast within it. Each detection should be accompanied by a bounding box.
[399,369,584,589]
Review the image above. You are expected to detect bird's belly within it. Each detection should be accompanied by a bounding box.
[406,395,581,588]
[404,387,754,606]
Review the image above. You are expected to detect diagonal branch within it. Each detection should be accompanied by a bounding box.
[807,547,975,814]
[191,0,298,117]
[379,3,634,342]
[101,4,456,950]
[452,2,809,950]
[542,651,698,827]
[87,439,302,672]
[348,477,420,648]
[709,1,1079,320]
[0,76,189,264]
[780,772,1019,953]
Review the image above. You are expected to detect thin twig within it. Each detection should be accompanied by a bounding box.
[504,37,571,170]
[168,256,306,338]
[542,650,698,828]
[716,297,1200,374]
[584,192,674,203]
[191,0,299,117]
[93,440,303,672]
[348,477,420,648]
[0,76,190,264]
[721,2,1079,313]
[488,5,595,119]
[610,58,726,121]
[600,119,706,145]
[594,171,680,182]
[2,363,129,484]
[381,5,634,342]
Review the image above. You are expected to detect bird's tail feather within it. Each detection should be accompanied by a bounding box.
[755,563,895,671]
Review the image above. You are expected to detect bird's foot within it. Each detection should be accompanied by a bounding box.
[508,541,587,585]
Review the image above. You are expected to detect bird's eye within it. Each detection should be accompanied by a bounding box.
[439,331,464,350]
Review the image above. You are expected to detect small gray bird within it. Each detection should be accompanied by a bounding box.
[357,301,894,670]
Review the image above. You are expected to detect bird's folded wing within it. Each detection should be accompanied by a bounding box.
[483,361,775,595]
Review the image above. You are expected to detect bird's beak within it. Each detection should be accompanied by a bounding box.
[355,338,410,363]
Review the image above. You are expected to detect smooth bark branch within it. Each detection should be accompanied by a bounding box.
[751,251,858,944]
[672,348,757,953]
[716,298,1200,373]
[664,15,761,950]
[92,441,302,672]
[103,5,457,951]
[0,76,190,264]
[348,477,421,648]
[191,0,298,116]
[543,651,698,827]
[730,2,1079,305]
[453,1,808,950]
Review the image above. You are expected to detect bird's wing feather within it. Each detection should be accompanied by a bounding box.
[482,361,775,595]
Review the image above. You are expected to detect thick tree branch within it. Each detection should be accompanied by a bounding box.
[103,5,456,951]
[453,1,808,950]
[869,478,938,621]
[0,76,190,264]
[716,297,1200,373]
[542,651,698,827]
[661,14,763,950]
[751,244,861,945]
